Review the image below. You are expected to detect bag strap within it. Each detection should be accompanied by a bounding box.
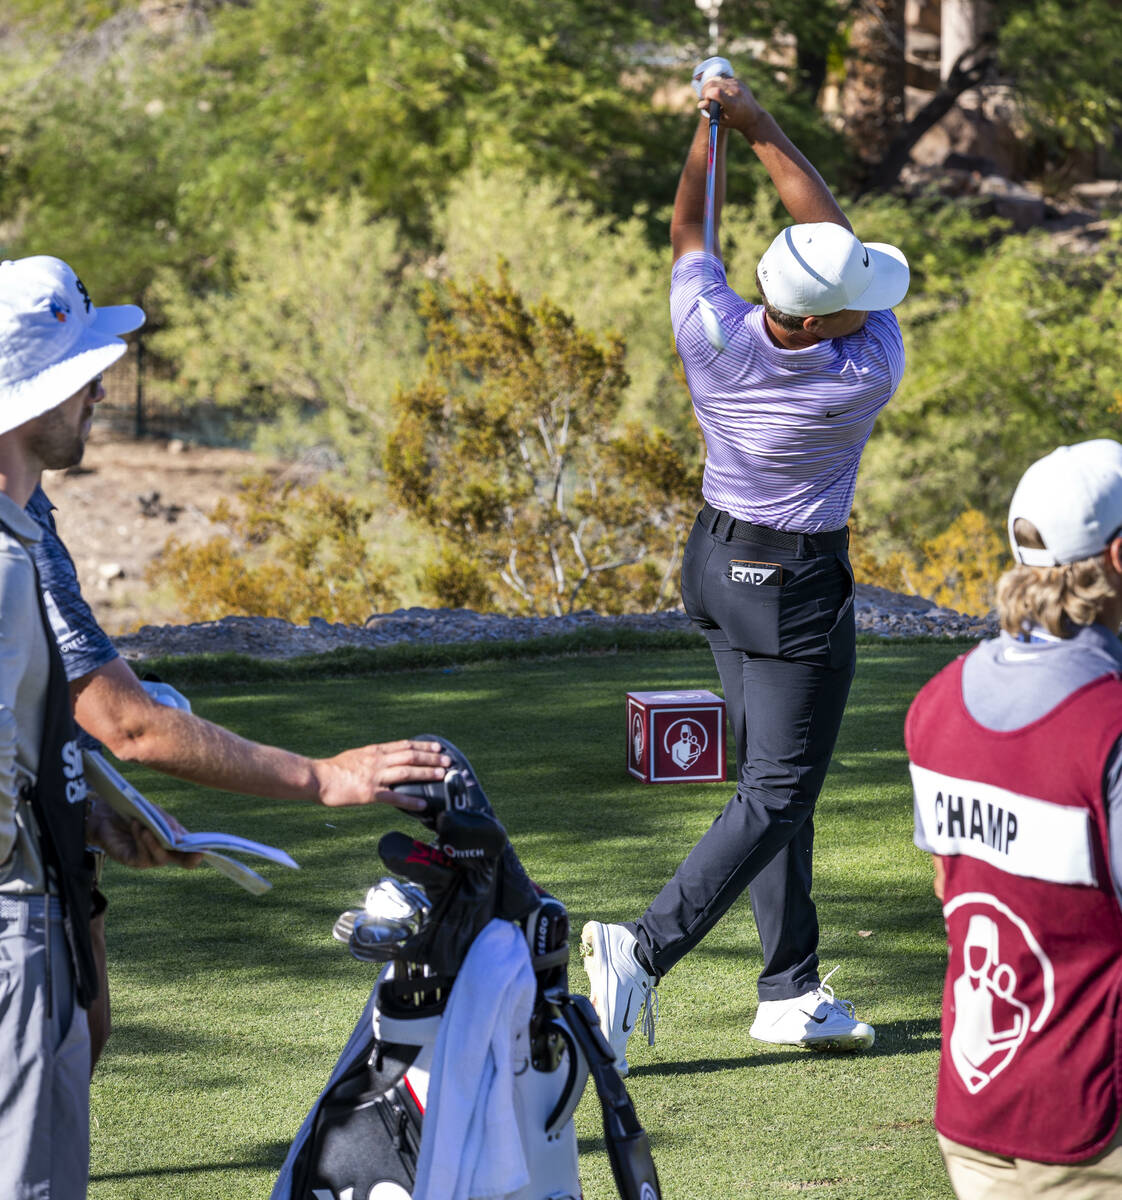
[560,992,662,1200]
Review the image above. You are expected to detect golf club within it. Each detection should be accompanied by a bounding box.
[692,56,734,353]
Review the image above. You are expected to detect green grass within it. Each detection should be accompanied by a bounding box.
[89,639,969,1199]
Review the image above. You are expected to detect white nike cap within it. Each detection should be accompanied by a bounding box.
[756,222,910,317]
[1008,439,1122,567]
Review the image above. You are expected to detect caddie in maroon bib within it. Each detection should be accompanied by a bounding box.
[907,655,1122,1163]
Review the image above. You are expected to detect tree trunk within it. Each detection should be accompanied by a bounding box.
[941,0,994,81]
[843,0,908,169]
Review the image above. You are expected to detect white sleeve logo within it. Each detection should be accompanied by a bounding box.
[911,763,1096,886]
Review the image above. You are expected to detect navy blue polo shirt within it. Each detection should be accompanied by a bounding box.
[26,487,118,751]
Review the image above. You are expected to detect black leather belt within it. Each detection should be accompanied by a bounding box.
[700,502,849,553]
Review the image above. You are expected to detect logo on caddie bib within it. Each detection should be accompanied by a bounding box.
[944,893,1054,1094]
[62,739,87,806]
[728,560,781,586]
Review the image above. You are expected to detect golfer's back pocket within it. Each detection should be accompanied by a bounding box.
[711,552,782,656]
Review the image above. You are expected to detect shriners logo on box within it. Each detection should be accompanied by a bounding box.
[626,690,726,784]
[665,718,706,770]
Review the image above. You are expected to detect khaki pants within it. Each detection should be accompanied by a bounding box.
[939,1127,1122,1199]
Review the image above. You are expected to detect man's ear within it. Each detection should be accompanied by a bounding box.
[1108,538,1122,576]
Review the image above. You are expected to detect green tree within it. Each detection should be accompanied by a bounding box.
[149,194,422,473]
[159,0,682,239]
[385,273,701,615]
[437,167,689,439]
[860,223,1122,559]
[0,32,211,303]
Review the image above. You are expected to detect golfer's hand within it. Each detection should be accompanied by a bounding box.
[85,794,203,870]
[699,77,765,137]
[315,740,451,810]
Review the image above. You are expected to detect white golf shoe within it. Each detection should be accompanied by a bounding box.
[580,921,658,1077]
[749,969,874,1051]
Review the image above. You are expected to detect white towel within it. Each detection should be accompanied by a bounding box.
[412,918,536,1200]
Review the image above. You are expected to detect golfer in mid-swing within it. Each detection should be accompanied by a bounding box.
[583,67,910,1074]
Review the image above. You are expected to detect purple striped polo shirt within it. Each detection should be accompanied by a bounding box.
[670,251,906,533]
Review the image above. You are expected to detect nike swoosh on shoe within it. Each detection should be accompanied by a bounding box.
[621,995,634,1033]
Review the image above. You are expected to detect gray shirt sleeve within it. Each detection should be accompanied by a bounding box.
[1103,740,1122,909]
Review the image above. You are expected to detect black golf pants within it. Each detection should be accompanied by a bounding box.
[630,507,856,1001]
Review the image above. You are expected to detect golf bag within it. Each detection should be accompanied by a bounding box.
[271,736,661,1200]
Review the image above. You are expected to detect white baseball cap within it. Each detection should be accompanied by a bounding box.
[756,222,910,317]
[0,256,145,437]
[1007,439,1122,567]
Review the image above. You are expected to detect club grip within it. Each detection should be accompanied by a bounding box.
[707,98,721,124]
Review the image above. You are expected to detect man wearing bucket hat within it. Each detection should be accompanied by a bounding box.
[583,68,909,1073]
[0,253,191,1197]
[907,439,1122,1197]
[0,256,452,1194]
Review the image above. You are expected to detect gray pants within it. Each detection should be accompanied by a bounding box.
[0,894,90,1200]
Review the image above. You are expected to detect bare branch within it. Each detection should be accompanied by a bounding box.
[860,37,998,194]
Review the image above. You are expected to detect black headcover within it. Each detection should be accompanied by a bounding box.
[382,736,542,977]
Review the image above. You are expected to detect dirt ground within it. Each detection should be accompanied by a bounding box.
[40,432,269,635]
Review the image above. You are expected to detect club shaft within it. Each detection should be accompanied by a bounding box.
[703,100,720,258]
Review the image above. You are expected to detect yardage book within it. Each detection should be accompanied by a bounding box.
[82,749,300,895]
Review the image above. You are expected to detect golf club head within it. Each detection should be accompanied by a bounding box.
[692,56,733,98]
[332,908,362,944]
[698,296,728,352]
[363,877,430,927]
[350,911,415,960]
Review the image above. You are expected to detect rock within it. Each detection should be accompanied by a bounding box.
[1068,180,1122,213]
[111,586,1000,662]
[976,175,1047,229]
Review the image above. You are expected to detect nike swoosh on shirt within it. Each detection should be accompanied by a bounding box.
[1002,647,1043,662]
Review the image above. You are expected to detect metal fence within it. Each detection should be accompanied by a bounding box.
[98,335,231,443]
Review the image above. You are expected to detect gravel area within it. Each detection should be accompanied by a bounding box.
[113,584,999,662]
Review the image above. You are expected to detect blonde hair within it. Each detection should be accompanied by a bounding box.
[997,518,1116,637]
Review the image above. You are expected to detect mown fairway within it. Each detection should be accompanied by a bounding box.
[89,639,968,1199]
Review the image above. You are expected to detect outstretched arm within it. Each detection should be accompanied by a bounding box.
[71,657,449,810]
[670,113,727,263]
[672,75,850,264]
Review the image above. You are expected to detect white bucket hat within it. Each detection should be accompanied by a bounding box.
[1008,439,1122,567]
[756,222,910,317]
[0,256,146,437]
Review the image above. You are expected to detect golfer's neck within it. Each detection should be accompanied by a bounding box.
[764,315,820,350]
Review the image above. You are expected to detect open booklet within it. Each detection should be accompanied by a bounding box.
[82,750,300,895]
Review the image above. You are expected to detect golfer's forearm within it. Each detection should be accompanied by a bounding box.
[742,112,850,231]
[671,118,726,257]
